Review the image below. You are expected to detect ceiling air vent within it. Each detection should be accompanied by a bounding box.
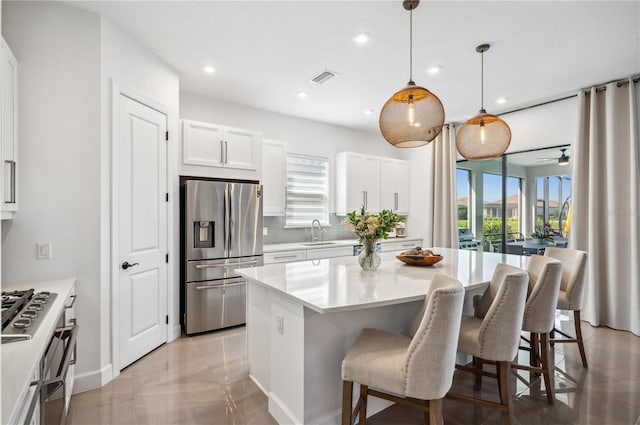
[310,70,338,85]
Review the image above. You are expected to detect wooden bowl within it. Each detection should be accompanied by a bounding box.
[396,254,444,266]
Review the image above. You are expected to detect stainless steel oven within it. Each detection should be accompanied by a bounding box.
[39,315,78,425]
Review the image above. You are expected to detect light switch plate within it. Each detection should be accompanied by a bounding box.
[263,227,268,236]
[37,242,52,259]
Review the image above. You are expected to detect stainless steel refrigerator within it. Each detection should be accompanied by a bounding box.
[182,179,263,334]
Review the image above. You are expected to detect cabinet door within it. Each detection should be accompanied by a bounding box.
[182,119,225,168]
[262,139,286,216]
[394,159,410,215]
[264,250,307,264]
[379,158,396,211]
[345,153,366,213]
[2,38,18,216]
[225,126,260,170]
[306,245,353,259]
[362,155,381,213]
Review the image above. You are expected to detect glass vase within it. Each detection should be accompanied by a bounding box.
[358,239,381,271]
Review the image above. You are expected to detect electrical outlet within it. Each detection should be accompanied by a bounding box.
[276,314,284,335]
[37,242,53,259]
[263,226,268,236]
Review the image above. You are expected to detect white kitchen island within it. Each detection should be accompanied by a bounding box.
[236,248,530,425]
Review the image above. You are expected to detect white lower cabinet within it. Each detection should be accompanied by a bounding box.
[395,239,423,251]
[306,245,353,260]
[265,250,307,264]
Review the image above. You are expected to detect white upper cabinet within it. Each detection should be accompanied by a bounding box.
[262,139,287,216]
[181,119,261,180]
[336,152,381,215]
[380,158,410,215]
[2,38,18,219]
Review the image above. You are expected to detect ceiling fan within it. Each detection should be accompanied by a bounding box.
[536,148,570,166]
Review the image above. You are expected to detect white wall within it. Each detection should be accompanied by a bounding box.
[502,96,578,154]
[180,92,408,212]
[100,18,180,381]
[1,0,102,381]
[1,2,181,394]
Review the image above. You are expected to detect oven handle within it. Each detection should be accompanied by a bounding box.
[23,380,42,425]
[195,260,257,269]
[195,281,245,291]
[42,321,79,400]
[65,294,77,309]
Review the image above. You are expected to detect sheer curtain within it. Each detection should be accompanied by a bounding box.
[428,124,459,248]
[571,77,640,335]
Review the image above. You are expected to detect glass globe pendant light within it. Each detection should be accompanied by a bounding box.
[379,0,444,148]
[456,44,511,160]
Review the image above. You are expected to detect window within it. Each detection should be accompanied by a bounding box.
[285,154,330,227]
[456,169,470,228]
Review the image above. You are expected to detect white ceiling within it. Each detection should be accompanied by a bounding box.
[70,1,640,134]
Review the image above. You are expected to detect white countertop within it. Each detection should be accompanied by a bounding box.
[2,278,76,425]
[237,248,530,314]
[263,237,422,253]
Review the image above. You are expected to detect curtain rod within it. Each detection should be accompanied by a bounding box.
[447,74,640,125]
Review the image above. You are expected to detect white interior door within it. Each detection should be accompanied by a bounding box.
[118,94,168,369]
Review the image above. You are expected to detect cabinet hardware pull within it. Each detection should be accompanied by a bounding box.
[224,140,229,164]
[220,140,225,164]
[394,192,398,210]
[273,254,298,259]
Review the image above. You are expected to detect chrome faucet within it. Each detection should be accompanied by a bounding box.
[311,219,322,242]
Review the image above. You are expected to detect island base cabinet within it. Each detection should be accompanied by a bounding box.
[246,280,422,425]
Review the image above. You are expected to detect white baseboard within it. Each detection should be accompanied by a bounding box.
[72,364,113,394]
[249,374,269,396]
[269,392,302,425]
[169,324,181,342]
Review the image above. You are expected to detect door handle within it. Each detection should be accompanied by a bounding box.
[121,261,139,270]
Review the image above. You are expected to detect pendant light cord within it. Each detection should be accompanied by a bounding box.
[409,8,413,83]
[480,49,484,110]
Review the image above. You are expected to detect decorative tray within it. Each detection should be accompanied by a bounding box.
[396,248,444,266]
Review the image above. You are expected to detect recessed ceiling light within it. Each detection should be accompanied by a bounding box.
[496,97,508,104]
[354,32,370,45]
[203,66,216,74]
[297,91,308,99]
[426,65,442,75]
[363,109,373,115]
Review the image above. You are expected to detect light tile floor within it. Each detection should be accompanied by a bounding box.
[68,314,640,425]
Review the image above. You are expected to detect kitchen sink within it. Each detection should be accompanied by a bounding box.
[301,242,337,246]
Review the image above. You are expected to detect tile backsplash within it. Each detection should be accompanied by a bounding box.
[263,214,355,245]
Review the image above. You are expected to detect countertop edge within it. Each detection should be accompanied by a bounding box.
[2,278,77,425]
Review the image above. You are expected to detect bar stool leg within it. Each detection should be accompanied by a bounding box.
[342,380,353,425]
[574,310,588,368]
[359,385,368,425]
[497,361,514,425]
[540,333,555,405]
[429,399,443,425]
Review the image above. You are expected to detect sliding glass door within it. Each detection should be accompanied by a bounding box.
[456,145,571,252]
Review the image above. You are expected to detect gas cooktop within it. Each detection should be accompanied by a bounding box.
[1,289,58,344]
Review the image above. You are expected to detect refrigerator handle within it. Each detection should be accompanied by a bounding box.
[228,186,233,254]
[224,185,230,257]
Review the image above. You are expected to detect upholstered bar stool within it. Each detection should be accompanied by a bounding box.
[474,256,563,405]
[544,247,589,368]
[341,274,465,425]
[514,256,563,404]
[447,263,529,425]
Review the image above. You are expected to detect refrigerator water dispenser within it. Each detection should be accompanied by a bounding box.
[194,221,214,248]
